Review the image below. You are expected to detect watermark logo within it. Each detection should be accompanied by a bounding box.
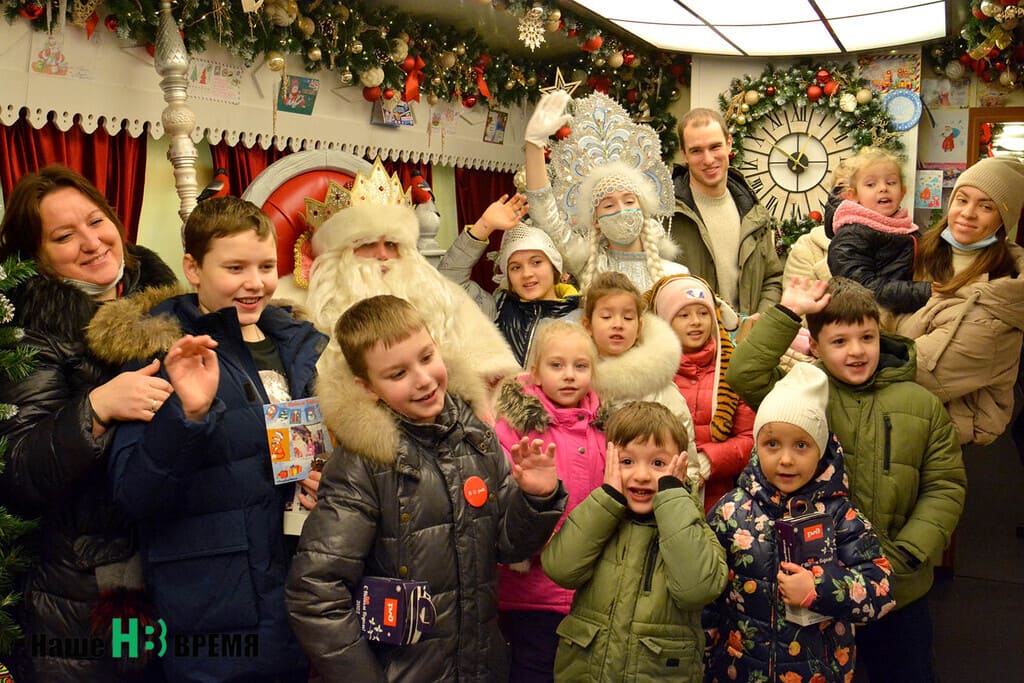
[111,617,167,659]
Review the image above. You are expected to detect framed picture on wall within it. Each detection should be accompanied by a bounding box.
[483,109,508,144]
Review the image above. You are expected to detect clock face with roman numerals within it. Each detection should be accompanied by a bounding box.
[737,102,855,220]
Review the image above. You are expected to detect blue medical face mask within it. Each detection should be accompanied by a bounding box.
[940,227,1000,251]
[597,208,644,246]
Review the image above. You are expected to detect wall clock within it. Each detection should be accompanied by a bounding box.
[736,103,855,221]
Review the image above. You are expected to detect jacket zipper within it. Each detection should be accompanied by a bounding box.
[883,415,892,473]
[642,539,659,592]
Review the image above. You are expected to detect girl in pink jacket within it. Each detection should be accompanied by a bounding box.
[649,274,755,513]
[494,319,606,683]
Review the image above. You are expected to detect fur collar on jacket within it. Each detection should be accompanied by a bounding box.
[316,341,497,466]
[496,374,600,436]
[593,312,681,402]
[13,243,176,342]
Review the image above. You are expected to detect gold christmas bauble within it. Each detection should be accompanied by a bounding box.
[350,40,363,54]
[307,46,322,62]
[607,51,624,69]
[735,114,747,125]
[360,66,385,87]
[740,103,750,113]
[855,88,873,105]
[428,93,440,105]
[266,50,286,71]
[743,89,760,106]
[549,9,561,22]
[440,52,456,69]
[296,16,314,37]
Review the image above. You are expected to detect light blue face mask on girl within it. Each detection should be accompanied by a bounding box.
[597,208,644,246]
[940,227,1000,251]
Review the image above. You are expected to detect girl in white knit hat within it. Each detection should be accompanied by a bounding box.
[522,90,688,293]
[439,203,582,367]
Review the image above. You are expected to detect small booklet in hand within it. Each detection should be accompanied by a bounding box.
[776,511,837,626]
[355,577,436,645]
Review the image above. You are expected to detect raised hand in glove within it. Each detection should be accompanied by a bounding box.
[525,90,573,149]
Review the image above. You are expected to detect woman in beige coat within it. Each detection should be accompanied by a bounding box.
[893,157,1024,445]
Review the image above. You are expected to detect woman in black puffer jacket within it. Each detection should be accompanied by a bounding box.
[0,166,177,682]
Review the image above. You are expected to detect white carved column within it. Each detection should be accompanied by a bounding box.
[155,0,199,234]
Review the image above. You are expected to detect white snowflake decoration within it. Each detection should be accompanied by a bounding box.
[518,9,546,52]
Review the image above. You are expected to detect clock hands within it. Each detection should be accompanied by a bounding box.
[771,141,808,172]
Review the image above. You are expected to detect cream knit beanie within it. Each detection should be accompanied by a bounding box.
[952,156,1024,235]
[753,363,830,455]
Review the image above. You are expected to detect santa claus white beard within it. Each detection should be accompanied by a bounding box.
[306,247,463,342]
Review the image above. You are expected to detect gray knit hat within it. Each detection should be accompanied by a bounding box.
[494,224,563,287]
[753,363,830,456]
[952,156,1024,236]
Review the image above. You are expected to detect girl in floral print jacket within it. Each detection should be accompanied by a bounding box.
[704,364,895,683]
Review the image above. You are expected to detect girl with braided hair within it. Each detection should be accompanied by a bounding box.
[523,90,688,293]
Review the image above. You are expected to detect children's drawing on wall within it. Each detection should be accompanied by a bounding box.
[189,57,243,105]
[483,108,508,144]
[428,104,459,148]
[371,99,416,127]
[277,75,319,115]
[30,30,98,79]
[921,162,967,188]
[920,109,967,164]
[914,170,943,209]
[857,53,921,93]
[921,75,969,109]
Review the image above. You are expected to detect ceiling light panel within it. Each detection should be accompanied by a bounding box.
[717,24,840,56]
[829,4,947,52]
[680,0,819,24]
[616,22,742,55]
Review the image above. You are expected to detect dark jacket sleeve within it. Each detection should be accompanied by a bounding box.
[0,336,110,513]
[808,503,896,623]
[109,392,226,519]
[492,446,568,565]
[285,449,386,683]
[827,225,931,314]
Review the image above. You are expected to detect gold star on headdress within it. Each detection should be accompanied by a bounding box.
[540,67,581,97]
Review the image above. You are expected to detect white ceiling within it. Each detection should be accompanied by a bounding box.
[567,0,950,56]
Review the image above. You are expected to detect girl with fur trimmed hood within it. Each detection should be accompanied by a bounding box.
[523,91,688,293]
[492,320,605,682]
[581,272,708,500]
[649,274,755,514]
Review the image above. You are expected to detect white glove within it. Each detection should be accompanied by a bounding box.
[525,90,573,149]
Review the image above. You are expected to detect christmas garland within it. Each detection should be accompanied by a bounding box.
[927,1,1024,88]
[720,61,903,169]
[2,0,690,159]
[718,61,903,253]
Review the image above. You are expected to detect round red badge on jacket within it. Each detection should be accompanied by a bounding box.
[463,476,488,507]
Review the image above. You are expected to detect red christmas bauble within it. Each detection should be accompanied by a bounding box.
[401,56,416,73]
[587,76,611,93]
[554,125,571,140]
[973,6,986,19]
[766,85,776,96]
[816,69,831,84]
[974,59,988,75]
[989,47,1001,59]
[622,50,636,66]
[982,70,994,83]
[104,14,118,31]
[20,3,44,20]
[995,61,1007,72]
[669,63,685,77]
[823,81,840,97]
[145,43,156,57]
[806,84,823,102]
[566,28,577,37]
[383,88,395,100]
[462,94,478,108]
[581,35,603,52]
[959,53,973,65]
[475,54,491,68]
[626,89,638,104]
[808,210,823,222]
[362,86,382,101]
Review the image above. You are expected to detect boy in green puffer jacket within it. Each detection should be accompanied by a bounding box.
[726,276,966,683]
[541,401,728,681]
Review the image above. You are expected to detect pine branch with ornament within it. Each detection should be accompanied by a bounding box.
[774,214,822,257]
[926,1,1024,88]
[720,61,903,168]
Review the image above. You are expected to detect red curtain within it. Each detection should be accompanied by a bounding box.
[453,167,515,293]
[210,140,292,198]
[0,112,148,243]
[382,159,432,190]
